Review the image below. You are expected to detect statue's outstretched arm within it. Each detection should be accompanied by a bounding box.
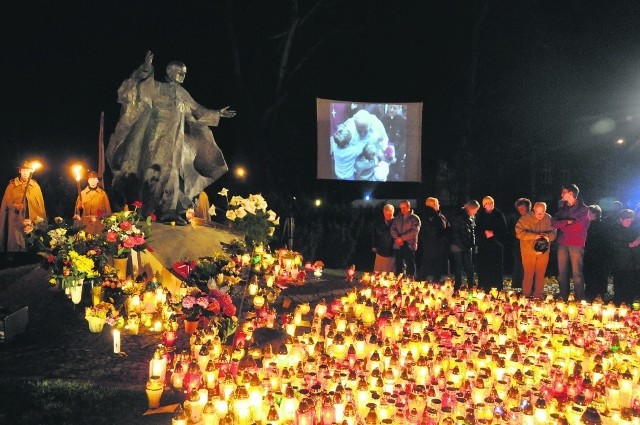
[130,50,154,81]
[219,106,236,118]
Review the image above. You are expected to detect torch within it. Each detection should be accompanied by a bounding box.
[19,161,41,217]
[71,163,84,216]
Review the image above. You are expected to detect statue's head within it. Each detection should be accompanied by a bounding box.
[166,61,187,84]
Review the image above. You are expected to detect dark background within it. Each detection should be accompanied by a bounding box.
[3,0,640,217]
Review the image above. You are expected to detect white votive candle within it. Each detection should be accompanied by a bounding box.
[113,329,121,353]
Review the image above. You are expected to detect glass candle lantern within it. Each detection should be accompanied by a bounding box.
[171,362,185,390]
[149,348,167,382]
[127,313,140,335]
[146,375,164,409]
[172,403,188,425]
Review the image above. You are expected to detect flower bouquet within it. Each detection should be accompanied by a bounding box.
[171,288,238,340]
[216,188,280,249]
[85,301,120,332]
[173,253,243,294]
[100,274,128,309]
[189,252,241,286]
[25,216,104,290]
[100,201,152,259]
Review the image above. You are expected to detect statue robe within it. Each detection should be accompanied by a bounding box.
[106,66,228,218]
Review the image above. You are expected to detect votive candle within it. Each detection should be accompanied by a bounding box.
[113,329,121,354]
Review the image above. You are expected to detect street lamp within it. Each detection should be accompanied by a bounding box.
[234,166,247,179]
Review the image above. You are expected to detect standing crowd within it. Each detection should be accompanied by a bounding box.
[371,184,640,306]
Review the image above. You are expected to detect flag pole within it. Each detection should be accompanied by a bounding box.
[97,111,105,188]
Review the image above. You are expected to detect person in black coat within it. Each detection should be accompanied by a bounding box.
[583,205,611,301]
[449,200,480,289]
[417,197,449,282]
[610,209,640,305]
[372,204,396,273]
[475,196,508,290]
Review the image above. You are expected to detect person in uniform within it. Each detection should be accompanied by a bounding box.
[0,161,47,254]
[73,170,112,234]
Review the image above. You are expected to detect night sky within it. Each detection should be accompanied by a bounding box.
[3,1,640,214]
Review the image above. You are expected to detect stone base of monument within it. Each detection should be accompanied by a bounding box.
[135,221,242,295]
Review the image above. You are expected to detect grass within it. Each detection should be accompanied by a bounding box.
[0,378,179,425]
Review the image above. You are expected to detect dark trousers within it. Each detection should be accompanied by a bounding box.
[584,257,609,301]
[477,241,504,290]
[394,245,416,277]
[452,249,474,289]
[418,244,447,282]
[612,269,639,306]
[512,242,524,288]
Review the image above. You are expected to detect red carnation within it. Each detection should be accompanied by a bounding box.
[132,235,146,246]
[47,255,55,263]
[222,303,236,317]
[119,220,132,231]
[220,294,233,306]
[133,201,143,208]
[207,299,221,314]
[122,236,136,248]
[150,213,157,222]
[106,230,118,243]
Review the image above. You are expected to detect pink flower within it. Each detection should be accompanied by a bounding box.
[132,235,146,246]
[133,201,143,208]
[181,296,196,309]
[106,231,119,243]
[122,236,136,249]
[119,221,132,231]
[196,296,209,309]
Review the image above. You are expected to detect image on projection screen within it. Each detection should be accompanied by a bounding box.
[316,99,422,183]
